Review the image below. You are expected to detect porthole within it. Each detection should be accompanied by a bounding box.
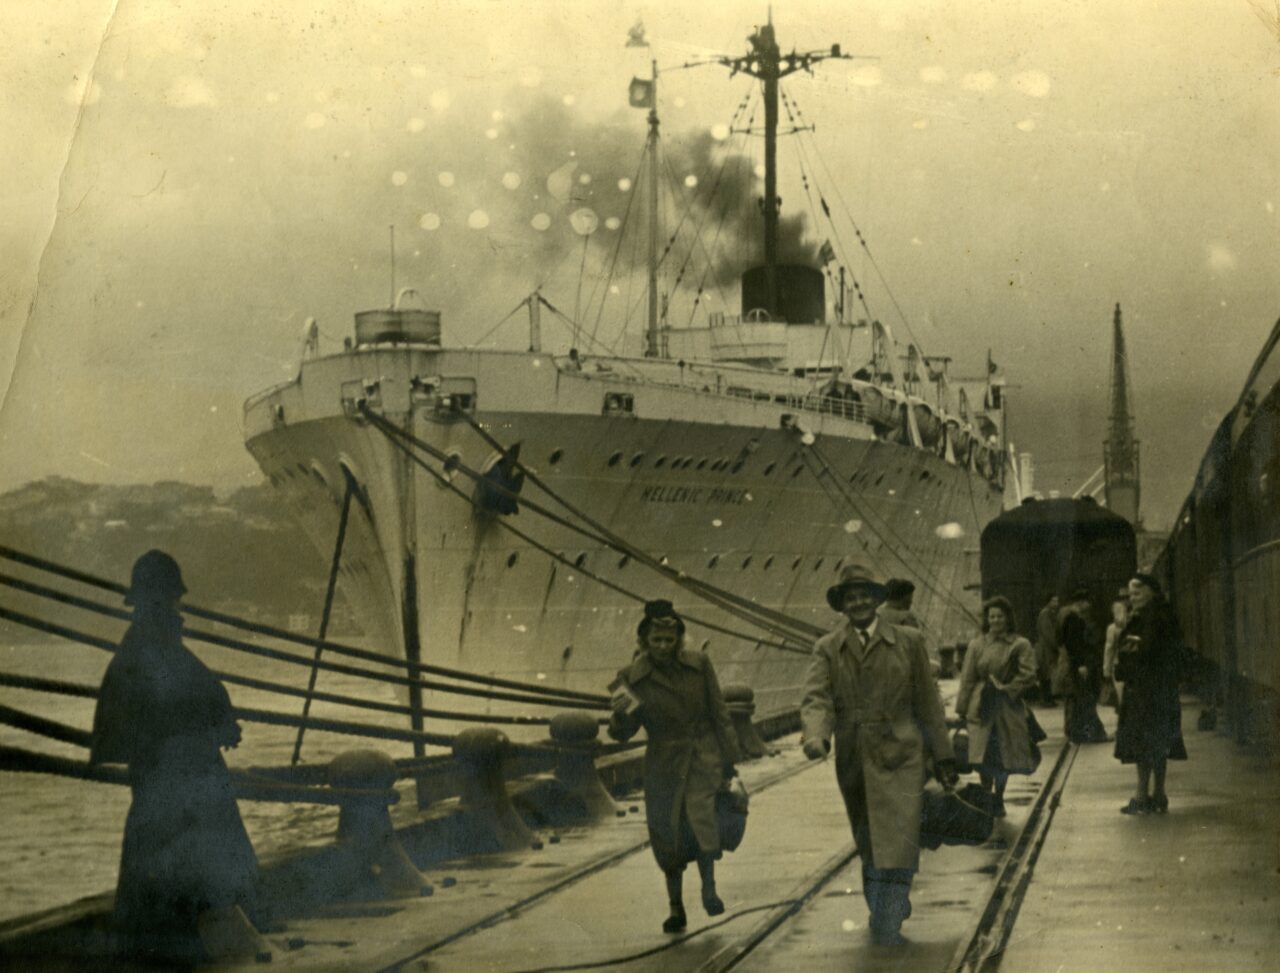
[814,558,825,571]
[618,554,630,569]
[655,455,667,468]
[764,462,777,476]
[764,556,775,570]
[731,461,745,474]
[506,552,519,568]
[741,555,753,569]
[708,554,720,569]
[874,474,885,486]
[608,451,623,467]
[700,639,711,651]
[791,466,803,478]
[574,553,588,569]
[630,453,645,468]
[549,448,564,465]
[919,470,929,481]
[792,556,802,570]
[833,558,845,573]
[295,463,309,476]
[696,458,708,470]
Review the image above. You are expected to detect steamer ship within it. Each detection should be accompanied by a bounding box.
[242,17,1012,743]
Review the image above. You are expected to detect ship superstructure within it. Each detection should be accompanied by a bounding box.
[243,16,1010,742]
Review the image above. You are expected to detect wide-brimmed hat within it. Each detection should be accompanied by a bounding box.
[826,563,887,611]
[884,578,915,601]
[124,549,187,606]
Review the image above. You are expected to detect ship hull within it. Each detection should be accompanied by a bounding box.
[245,347,1004,736]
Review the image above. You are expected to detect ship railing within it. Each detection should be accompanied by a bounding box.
[243,379,296,415]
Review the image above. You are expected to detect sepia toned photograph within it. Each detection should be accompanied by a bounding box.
[1,1,1277,969]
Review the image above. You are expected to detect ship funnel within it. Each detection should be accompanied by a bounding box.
[354,288,442,346]
[741,264,824,324]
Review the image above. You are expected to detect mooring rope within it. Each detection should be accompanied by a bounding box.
[0,575,608,712]
[0,544,607,706]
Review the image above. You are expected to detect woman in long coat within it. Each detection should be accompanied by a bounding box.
[1113,573,1187,814]
[801,564,955,946]
[608,600,740,933]
[90,550,266,962]
[955,596,1039,818]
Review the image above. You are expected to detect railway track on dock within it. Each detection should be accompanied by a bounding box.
[947,741,1080,972]
[376,754,823,973]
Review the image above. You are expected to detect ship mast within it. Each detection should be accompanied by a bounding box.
[717,12,848,319]
[645,58,660,358]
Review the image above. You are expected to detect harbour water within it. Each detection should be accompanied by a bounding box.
[0,633,415,923]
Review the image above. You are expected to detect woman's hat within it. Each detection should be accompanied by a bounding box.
[637,598,685,637]
[124,549,187,606]
[826,563,887,611]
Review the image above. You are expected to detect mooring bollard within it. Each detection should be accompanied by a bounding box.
[452,727,535,852]
[722,684,769,760]
[548,711,618,821]
[328,749,430,899]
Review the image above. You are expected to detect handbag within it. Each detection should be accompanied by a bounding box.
[920,782,995,850]
[716,776,749,852]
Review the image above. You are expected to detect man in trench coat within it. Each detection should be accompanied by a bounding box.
[801,563,956,946]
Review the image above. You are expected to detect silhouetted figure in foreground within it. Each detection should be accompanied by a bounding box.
[608,600,740,934]
[802,564,956,947]
[1114,574,1187,814]
[90,550,269,964]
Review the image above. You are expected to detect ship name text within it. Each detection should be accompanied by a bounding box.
[639,485,748,506]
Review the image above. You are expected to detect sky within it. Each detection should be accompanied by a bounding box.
[0,0,1277,529]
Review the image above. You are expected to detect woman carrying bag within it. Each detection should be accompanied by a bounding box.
[608,600,741,933]
[955,596,1039,818]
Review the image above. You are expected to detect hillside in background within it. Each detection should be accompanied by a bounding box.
[0,477,357,635]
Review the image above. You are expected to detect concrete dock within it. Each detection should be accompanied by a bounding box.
[4,691,1277,971]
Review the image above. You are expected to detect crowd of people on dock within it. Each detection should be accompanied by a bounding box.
[611,562,1188,947]
[87,549,1188,961]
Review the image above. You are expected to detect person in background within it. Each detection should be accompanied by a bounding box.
[90,550,269,964]
[1101,590,1130,708]
[1033,594,1061,705]
[1114,574,1187,814]
[878,579,921,629]
[1058,588,1110,743]
[955,596,1039,818]
[608,600,740,933]
[801,563,956,947]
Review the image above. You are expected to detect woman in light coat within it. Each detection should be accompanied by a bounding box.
[955,596,1038,818]
[608,600,740,933]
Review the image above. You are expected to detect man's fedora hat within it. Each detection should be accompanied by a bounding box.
[826,562,888,611]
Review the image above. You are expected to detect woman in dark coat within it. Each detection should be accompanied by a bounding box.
[90,550,267,962]
[955,597,1039,818]
[1113,573,1187,814]
[608,600,740,933]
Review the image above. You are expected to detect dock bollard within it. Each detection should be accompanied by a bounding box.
[548,712,618,821]
[452,727,535,852]
[722,685,769,760]
[328,750,430,899]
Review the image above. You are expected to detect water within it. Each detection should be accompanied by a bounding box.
[0,633,417,924]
